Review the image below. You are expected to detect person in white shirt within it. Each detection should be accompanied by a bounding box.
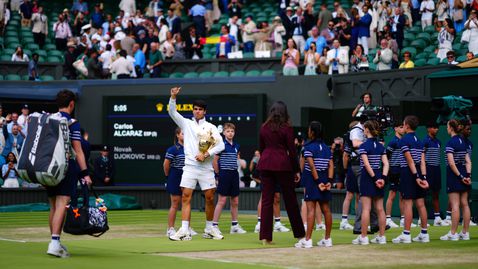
[168,86,225,241]
[119,0,136,16]
[125,54,137,78]
[326,39,349,74]
[420,0,435,30]
[373,38,393,70]
[11,46,29,62]
[17,104,29,136]
[31,6,48,49]
[99,44,115,78]
[228,15,240,52]
[110,50,132,79]
[53,14,72,51]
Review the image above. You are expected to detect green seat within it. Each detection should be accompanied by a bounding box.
[27,43,40,51]
[246,70,261,77]
[213,71,229,77]
[409,26,422,34]
[424,25,436,34]
[8,42,21,49]
[414,21,422,27]
[202,53,214,59]
[3,48,15,55]
[160,72,170,78]
[48,50,63,57]
[0,55,11,61]
[8,20,19,26]
[35,50,47,57]
[368,62,377,71]
[183,72,199,78]
[5,74,21,80]
[414,59,426,67]
[243,52,254,59]
[423,45,436,53]
[44,44,57,51]
[457,55,467,62]
[415,52,428,60]
[416,32,431,42]
[230,70,245,77]
[275,51,282,58]
[457,48,468,56]
[22,75,30,81]
[199,71,213,78]
[426,58,440,66]
[452,43,462,51]
[41,75,55,81]
[404,33,415,41]
[22,37,35,45]
[0,74,3,80]
[5,31,18,38]
[47,56,61,63]
[261,70,275,76]
[410,39,427,50]
[169,72,184,78]
[401,47,417,57]
[428,52,437,59]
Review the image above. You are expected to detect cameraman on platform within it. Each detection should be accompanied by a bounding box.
[352,92,377,118]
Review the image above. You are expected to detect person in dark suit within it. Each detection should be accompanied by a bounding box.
[390,7,406,50]
[257,101,305,245]
[185,26,203,59]
[94,145,115,186]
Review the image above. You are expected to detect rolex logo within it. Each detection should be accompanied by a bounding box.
[156,103,164,112]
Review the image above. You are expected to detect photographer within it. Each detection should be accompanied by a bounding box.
[352,92,377,118]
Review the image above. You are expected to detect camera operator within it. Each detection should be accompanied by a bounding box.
[352,92,377,118]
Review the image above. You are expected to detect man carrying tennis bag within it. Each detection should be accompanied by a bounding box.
[17,89,92,258]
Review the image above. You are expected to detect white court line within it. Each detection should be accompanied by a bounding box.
[0,238,27,243]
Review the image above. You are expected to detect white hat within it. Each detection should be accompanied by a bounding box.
[114,31,126,41]
[114,26,122,33]
[81,24,92,31]
[103,34,111,41]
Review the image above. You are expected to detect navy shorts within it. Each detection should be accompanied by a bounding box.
[167,167,183,196]
[303,171,331,202]
[446,165,471,193]
[345,167,359,193]
[400,167,427,199]
[217,170,240,197]
[388,172,400,192]
[46,160,78,198]
[360,169,384,197]
[426,165,442,192]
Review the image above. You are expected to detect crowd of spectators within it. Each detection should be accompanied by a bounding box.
[1,0,478,79]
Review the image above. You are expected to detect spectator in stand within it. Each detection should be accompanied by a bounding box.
[303,42,320,75]
[228,15,240,52]
[17,104,29,133]
[133,43,146,77]
[282,38,300,76]
[190,0,207,37]
[158,18,169,46]
[303,3,315,34]
[73,12,88,37]
[317,3,333,32]
[99,44,114,79]
[291,7,306,54]
[121,29,136,56]
[271,16,286,55]
[173,34,186,60]
[19,0,33,27]
[281,7,294,41]
[147,0,162,18]
[411,0,420,23]
[317,46,330,74]
[446,50,458,64]
[185,26,203,59]
[337,18,352,50]
[72,0,89,16]
[6,112,18,134]
[228,0,242,19]
[166,8,181,35]
[453,0,466,32]
[163,31,175,59]
[326,39,349,74]
[305,26,326,55]
[2,124,24,157]
[126,53,137,78]
[28,53,39,81]
[119,0,136,16]
[399,51,415,68]
[102,14,113,35]
[349,7,360,51]
[11,46,29,62]
[465,10,478,55]
[436,0,449,23]
[86,49,102,79]
[148,42,163,77]
[91,3,105,29]
[216,24,236,58]
[350,44,369,72]
[373,38,393,70]
[53,14,72,51]
[390,7,406,50]
[436,18,455,61]
[375,0,390,35]
[94,145,115,186]
[385,31,400,68]
[420,0,435,30]
[242,15,257,53]
[31,6,48,49]
[170,0,184,17]
[0,1,9,36]
[111,50,132,79]
[254,21,272,54]
[1,152,20,188]
[358,5,372,55]
[466,51,474,60]
[64,42,78,80]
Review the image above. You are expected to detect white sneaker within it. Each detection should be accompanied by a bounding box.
[166,227,176,237]
[470,220,477,226]
[47,241,70,258]
[370,235,387,244]
[204,226,224,240]
[440,231,459,241]
[316,223,326,230]
[254,222,261,233]
[434,218,450,227]
[352,235,369,245]
[189,227,198,236]
[230,224,247,234]
[386,218,399,228]
[443,218,452,226]
[459,231,470,240]
[274,222,290,232]
[294,238,313,248]
[392,233,411,244]
[169,227,192,241]
[400,218,417,228]
[340,221,354,230]
[412,233,430,243]
[317,238,333,247]
[417,218,430,227]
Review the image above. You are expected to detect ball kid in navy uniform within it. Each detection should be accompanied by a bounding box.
[385,123,404,229]
[392,115,429,244]
[295,121,334,248]
[423,121,448,226]
[352,120,389,245]
[440,119,472,241]
[212,123,247,236]
[460,119,476,226]
[164,127,187,237]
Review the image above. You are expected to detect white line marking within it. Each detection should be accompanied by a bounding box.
[0,238,27,243]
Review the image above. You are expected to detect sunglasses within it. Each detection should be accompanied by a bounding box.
[447,56,454,58]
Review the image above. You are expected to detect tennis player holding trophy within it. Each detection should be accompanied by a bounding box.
[168,86,225,241]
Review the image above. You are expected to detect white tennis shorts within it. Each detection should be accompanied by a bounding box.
[180,166,216,190]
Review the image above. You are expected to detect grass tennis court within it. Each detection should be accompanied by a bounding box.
[1,210,477,268]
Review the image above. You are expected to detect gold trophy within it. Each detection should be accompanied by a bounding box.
[198,129,216,154]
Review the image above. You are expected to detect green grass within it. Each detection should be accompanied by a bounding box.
[1,210,478,268]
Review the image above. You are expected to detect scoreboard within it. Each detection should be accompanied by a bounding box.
[104,94,266,185]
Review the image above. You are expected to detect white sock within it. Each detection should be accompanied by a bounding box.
[206,221,213,229]
[181,220,189,230]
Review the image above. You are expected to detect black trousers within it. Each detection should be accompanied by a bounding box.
[55,38,67,51]
[33,32,46,49]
